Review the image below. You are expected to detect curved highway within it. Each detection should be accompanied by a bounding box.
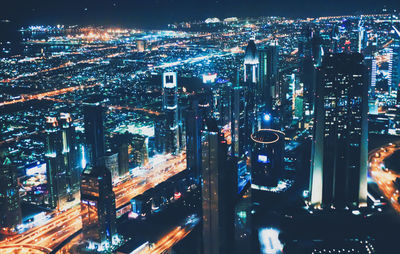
[369,141,400,212]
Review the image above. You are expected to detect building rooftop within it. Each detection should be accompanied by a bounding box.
[244,39,259,65]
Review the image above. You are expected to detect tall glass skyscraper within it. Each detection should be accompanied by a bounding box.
[185,100,202,182]
[162,72,180,154]
[83,99,105,167]
[80,165,117,250]
[258,43,279,109]
[201,119,234,254]
[0,147,22,234]
[310,53,368,209]
[59,113,79,200]
[45,114,79,209]
[231,86,247,158]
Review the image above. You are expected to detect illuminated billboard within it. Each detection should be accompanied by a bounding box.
[26,163,46,176]
[258,155,269,164]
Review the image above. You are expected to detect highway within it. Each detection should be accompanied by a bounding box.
[114,152,187,208]
[0,83,100,107]
[0,153,186,254]
[139,215,199,254]
[369,142,400,212]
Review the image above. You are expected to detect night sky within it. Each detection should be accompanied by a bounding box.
[1,0,399,27]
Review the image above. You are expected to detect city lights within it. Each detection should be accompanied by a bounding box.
[0,4,399,254]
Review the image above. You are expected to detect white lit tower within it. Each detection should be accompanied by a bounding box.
[45,116,62,209]
[59,113,79,200]
[162,72,180,154]
[244,37,259,84]
[244,37,259,144]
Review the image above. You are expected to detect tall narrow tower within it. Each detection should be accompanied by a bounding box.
[59,113,79,199]
[45,116,62,209]
[244,39,259,149]
[201,119,234,254]
[83,99,105,166]
[231,86,247,158]
[162,72,179,154]
[244,38,259,84]
[0,147,22,234]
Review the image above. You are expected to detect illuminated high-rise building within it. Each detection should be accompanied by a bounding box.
[392,27,400,94]
[45,114,79,209]
[357,18,368,54]
[244,38,259,84]
[250,129,285,190]
[80,165,117,251]
[299,27,323,128]
[185,100,202,181]
[219,83,232,127]
[83,99,105,166]
[100,152,119,181]
[111,133,130,177]
[309,53,368,209]
[131,134,149,167]
[393,25,400,90]
[201,119,234,254]
[45,116,62,209]
[154,114,167,154]
[0,147,22,234]
[162,72,180,154]
[210,82,232,127]
[258,43,279,109]
[244,39,258,139]
[231,85,247,158]
[59,113,79,200]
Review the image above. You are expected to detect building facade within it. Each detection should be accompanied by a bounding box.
[310,53,368,209]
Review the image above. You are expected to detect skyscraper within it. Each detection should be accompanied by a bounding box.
[83,99,105,167]
[45,114,79,209]
[244,38,259,84]
[309,53,368,209]
[80,165,117,251]
[131,134,149,167]
[250,129,285,191]
[154,114,167,154]
[210,82,232,127]
[185,100,202,182]
[258,43,279,109]
[201,119,234,254]
[162,72,180,154]
[111,133,130,177]
[59,113,79,200]
[244,40,258,141]
[231,86,247,158]
[299,27,323,128]
[44,116,62,209]
[0,146,22,234]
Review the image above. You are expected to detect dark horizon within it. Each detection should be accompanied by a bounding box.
[1,0,398,28]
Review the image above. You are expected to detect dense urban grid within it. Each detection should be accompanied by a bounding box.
[0,9,400,254]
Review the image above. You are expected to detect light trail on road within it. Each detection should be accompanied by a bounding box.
[0,153,187,254]
[0,83,100,107]
[369,142,400,212]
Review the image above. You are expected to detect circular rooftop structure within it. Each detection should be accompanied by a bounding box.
[251,129,285,144]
